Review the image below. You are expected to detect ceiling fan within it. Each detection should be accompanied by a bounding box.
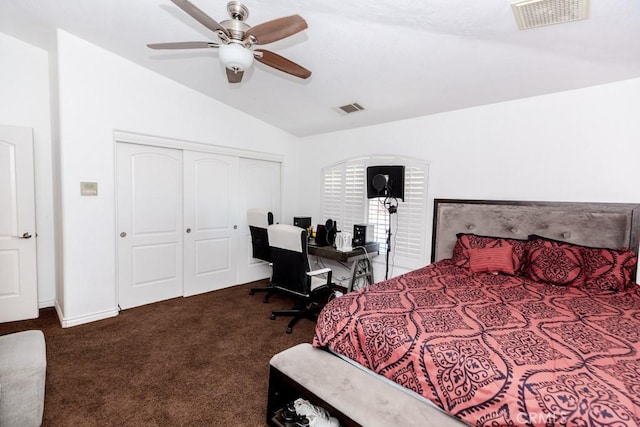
[147,0,312,84]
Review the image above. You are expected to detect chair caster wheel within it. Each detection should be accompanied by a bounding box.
[270,314,276,320]
[286,327,293,334]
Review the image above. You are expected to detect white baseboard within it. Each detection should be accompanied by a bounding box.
[55,302,119,328]
[38,299,55,309]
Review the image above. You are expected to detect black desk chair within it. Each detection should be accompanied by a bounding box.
[268,224,333,334]
[247,209,274,302]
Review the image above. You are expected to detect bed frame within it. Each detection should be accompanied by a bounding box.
[272,199,640,426]
[431,199,640,275]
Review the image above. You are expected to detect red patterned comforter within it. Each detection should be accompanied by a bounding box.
[313,260,640,426]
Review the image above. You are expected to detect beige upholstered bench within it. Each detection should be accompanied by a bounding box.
[0,330,46,427]
[267,343,465,427]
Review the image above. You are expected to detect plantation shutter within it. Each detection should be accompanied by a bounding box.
[342,161,367,234]
[321,168,342,223]
[367,198,390,252]
[320,161,367,233]
[392,163,428,266]
[321,156,429,271]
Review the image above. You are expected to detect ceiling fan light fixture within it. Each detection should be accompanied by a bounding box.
[219,43,254,71]
[150,0,311,82]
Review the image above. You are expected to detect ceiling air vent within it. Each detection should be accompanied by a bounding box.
[338,102,365,114]
[511,0,590,30]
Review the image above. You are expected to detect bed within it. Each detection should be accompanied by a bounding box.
[312,199,640,426]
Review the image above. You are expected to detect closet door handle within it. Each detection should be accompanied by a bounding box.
[186,228,192,233]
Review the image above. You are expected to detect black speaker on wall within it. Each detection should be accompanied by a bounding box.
[366,165,405,201]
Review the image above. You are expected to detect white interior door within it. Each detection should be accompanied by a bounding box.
[116,143,183,309]
[183,151,239,296]
[0,125,38,322]
[237,158,281,284]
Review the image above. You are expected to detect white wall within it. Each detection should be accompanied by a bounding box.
[0,32,57,307]
[297,77,640,267]
[5,26,640,325]
[55,30,297,326]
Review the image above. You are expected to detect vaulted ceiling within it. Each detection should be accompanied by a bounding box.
[1,0,639,136]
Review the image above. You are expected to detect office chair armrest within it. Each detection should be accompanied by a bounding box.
[307,268,331,276]
[307,268,332,285]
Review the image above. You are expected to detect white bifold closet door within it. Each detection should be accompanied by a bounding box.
[117,143,280,310]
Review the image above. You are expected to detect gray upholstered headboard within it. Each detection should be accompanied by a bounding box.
[431,199,640,265]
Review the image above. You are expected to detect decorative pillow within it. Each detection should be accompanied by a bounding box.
[528,234,637,291]
[581,246,637,292]
[452,233,528,273]
[468,246,515,275]
[527,235,586,253]
[526,246,584,286]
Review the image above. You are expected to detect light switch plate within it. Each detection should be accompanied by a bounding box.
[80,182,98,196]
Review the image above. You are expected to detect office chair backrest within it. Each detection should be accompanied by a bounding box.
[268,224,310,295]
[247,209,274,262]
[247,209,274,228]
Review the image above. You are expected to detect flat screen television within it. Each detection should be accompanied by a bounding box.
[366,165,405,201]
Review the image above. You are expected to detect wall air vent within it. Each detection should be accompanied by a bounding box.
[338,102,365,114]
[511,0,589,30]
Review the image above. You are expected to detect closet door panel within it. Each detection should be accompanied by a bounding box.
[183,151,239,296]
[116,143,183,309]
[238,158,281,284]
[117,141,280,307]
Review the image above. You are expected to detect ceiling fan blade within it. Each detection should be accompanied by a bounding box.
[255,49,311,79]
[170,0,229,36]
[226,68,244,84]
[246,15,307,45]
[147,41,219,50]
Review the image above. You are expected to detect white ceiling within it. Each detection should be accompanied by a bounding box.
[1,0,639,137]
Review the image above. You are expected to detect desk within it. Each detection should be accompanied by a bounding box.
[307,241,379,262]
[308,240,379,292]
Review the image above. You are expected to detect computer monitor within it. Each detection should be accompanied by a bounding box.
[293,216,312,230]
